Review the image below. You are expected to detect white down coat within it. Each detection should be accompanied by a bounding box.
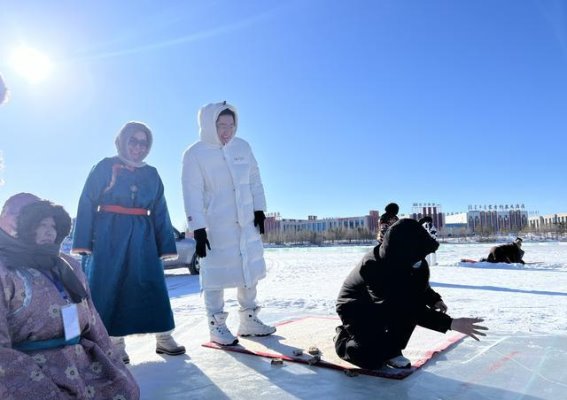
[182,102,267,290]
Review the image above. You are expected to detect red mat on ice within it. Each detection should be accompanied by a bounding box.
[202,316,465,379]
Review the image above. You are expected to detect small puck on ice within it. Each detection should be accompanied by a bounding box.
[307,355,321,365]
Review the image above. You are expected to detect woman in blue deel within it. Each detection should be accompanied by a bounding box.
[72,121,185,363]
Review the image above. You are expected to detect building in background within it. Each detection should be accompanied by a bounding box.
[264,203,537,240]
[528,213,567,232]
[466,204,528,234]
[264,210,379,236]
[410,203,444,230]
[443,212,468,237]
[264,212,281,233]
[407,202,533,237]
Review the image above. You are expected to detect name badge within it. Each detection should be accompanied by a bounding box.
[61,304,81,341]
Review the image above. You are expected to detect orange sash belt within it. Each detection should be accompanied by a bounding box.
[97,204,151,216]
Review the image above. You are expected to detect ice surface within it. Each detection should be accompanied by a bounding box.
[126,242,567,399]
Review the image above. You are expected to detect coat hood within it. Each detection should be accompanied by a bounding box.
[0,192,42,236]
[378,218,439,265]
[198,101,238,145]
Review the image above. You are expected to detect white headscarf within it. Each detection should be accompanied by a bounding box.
[114,121,153,167]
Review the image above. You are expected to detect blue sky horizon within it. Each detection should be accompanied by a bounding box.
[1,1,566,229]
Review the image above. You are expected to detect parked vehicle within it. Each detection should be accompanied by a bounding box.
[61,227,199,274]
[163,228,200,275]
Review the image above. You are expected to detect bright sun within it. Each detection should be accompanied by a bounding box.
[9,47,53,83]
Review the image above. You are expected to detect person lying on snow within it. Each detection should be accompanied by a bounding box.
[334,218,487,370]
[480,237,525,264]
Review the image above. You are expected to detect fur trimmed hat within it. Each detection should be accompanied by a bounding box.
[16,200,72,245]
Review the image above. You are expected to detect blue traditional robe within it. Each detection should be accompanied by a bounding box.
[72,157,176,336]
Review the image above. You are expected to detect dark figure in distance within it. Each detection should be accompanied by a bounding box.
[481,237,525,264]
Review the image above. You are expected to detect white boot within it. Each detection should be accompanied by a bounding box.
[237,307,276,337]
[110,336,130,364]
[208,312,239,346]
[156,332,186,356]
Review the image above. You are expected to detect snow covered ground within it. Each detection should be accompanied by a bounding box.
[125,242,567,399]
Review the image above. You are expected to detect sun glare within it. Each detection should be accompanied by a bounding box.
[9,47,53,83]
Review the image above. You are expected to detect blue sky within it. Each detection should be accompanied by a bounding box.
[1,0,566,228]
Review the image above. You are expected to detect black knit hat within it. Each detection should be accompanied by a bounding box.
[385,202,399,216]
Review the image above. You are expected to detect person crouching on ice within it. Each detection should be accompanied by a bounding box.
[334,219,487,369]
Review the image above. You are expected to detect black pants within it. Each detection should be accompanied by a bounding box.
[334,306,417,369]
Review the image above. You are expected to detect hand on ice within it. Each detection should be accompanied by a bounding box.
[450,317,488,341]
[433,300,448,313]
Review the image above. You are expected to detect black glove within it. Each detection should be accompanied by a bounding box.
[193,228,211,258]
[254,211,266,234]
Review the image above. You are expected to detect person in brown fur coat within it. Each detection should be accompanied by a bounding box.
[482,237,525,264]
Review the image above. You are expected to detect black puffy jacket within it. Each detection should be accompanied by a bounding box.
[336,219,451,333]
